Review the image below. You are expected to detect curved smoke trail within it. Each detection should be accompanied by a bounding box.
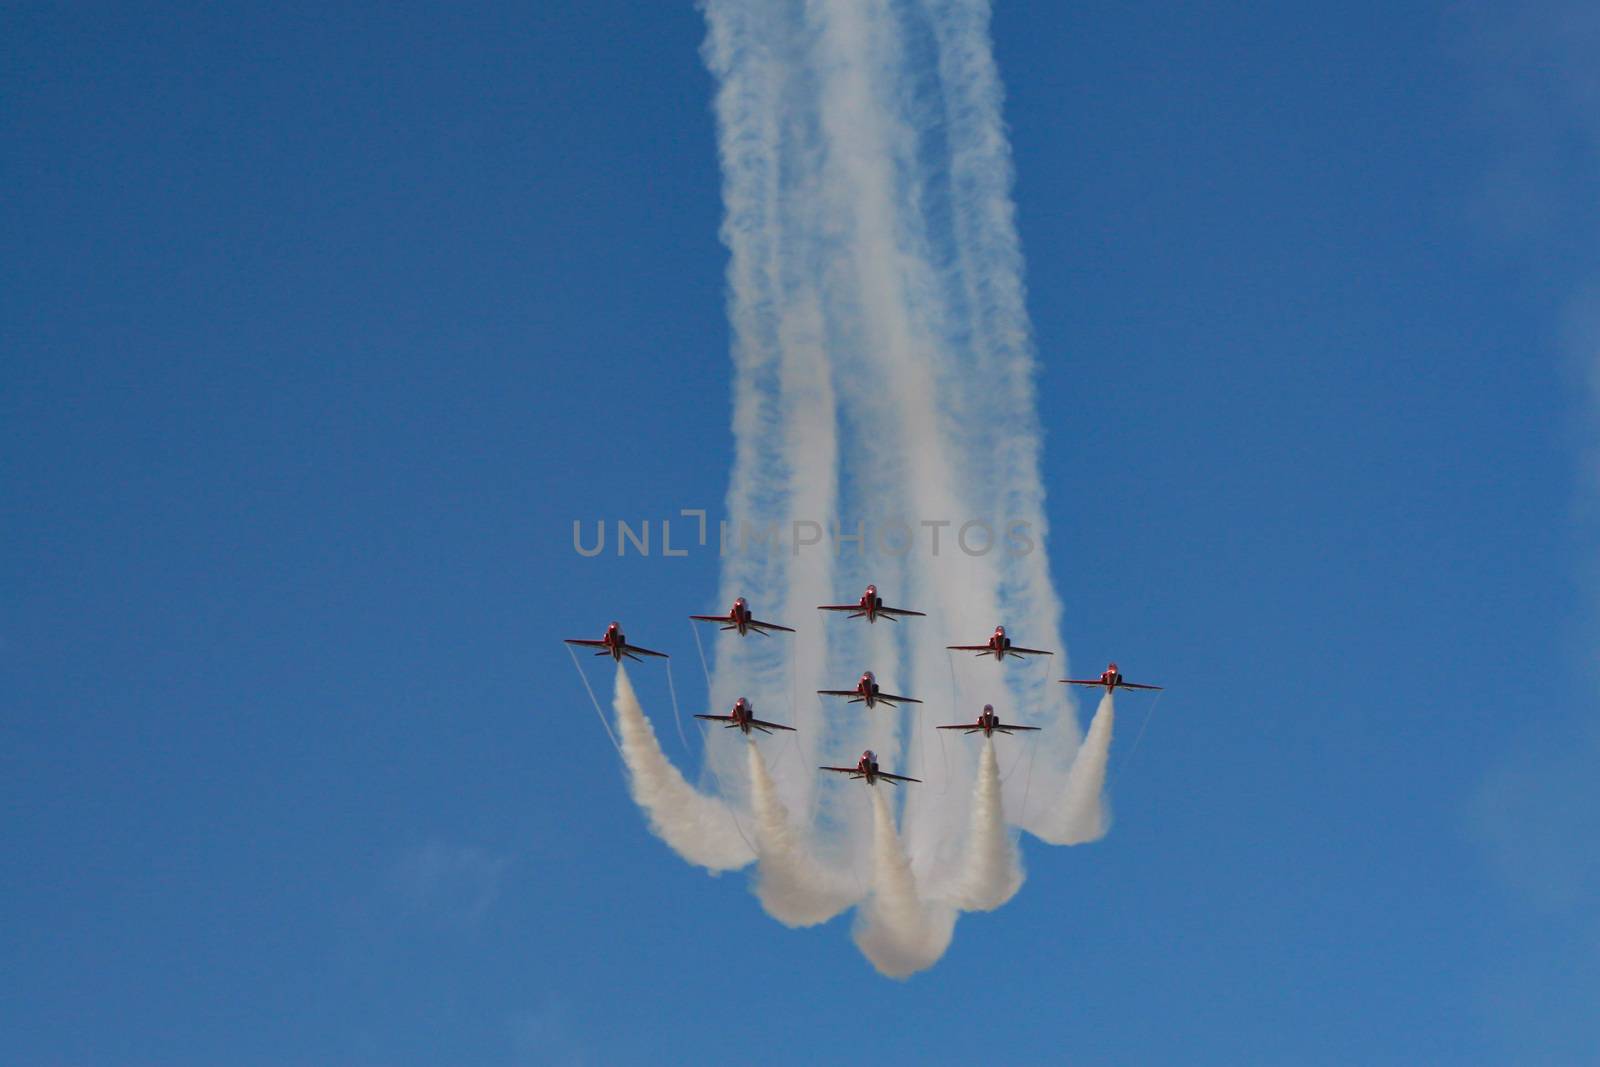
[852,789,957,978]
[956,737,1023,910]
[747,742,861,925]
[612,667,755,871]
[1031,692,1115,846]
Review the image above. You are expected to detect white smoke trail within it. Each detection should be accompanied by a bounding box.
[916,0,1084,842]
[700,0,844,840]
[1031,692,1115,846]
[612,667,755,871]
[955,737,1023,910]
[852,788,957,978]
[747,741,860,925]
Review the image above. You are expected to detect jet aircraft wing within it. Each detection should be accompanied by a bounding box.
[748,717,795,732]
[695,713,795,733]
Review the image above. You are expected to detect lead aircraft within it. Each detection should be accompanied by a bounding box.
[937,703,1041,737]
[946,625,1052,661]
[817,584,925,623]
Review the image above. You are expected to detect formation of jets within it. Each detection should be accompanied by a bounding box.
[817,584,925,623]
[565,583,1163,787]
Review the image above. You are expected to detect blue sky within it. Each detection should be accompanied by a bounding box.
[4,2,1598,1064]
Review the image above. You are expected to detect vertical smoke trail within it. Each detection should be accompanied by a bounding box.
[852,787,958,978]
[747,741,861,925]
[798,0,1015,879]
[805,0,930,790]
[955,737,1023,910]
[1031,692,1115,846]
[612,667,755,871]
[701,0,843,833]
[917,0,1083,840]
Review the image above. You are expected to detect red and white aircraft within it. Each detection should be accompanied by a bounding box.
[694,697,795,736]
[819,750,920,786]
[563,622,669,663]
[1060,662,1162,693]
[946,625,1052,661]
[817,584,925,623]
[817,671,922,709]
[689,597,795,637]
[937,703,1041,737]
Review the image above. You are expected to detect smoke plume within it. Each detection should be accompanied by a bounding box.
[1031,692,1115,846]
[852,788,958,978]
[956,737,1024,910]
[612,667,755,871]
[747,741,861,925]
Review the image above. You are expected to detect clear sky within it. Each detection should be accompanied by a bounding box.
[4,2,1599,1065]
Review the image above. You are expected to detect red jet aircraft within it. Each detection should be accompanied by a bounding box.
[937,703,1041,737]
[946,625,1052,661]
[689,597,795,637]
[563,622,669,663]
[817,584,925,623]
[1060,662,1162,693]
[817,671,922,709]
[819,750,921,786]
[694,697,795,736]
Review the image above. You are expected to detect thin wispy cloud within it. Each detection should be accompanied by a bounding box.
[1455,3,1600,1054]
[387,839,511,931]
[507,998,589,1067]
